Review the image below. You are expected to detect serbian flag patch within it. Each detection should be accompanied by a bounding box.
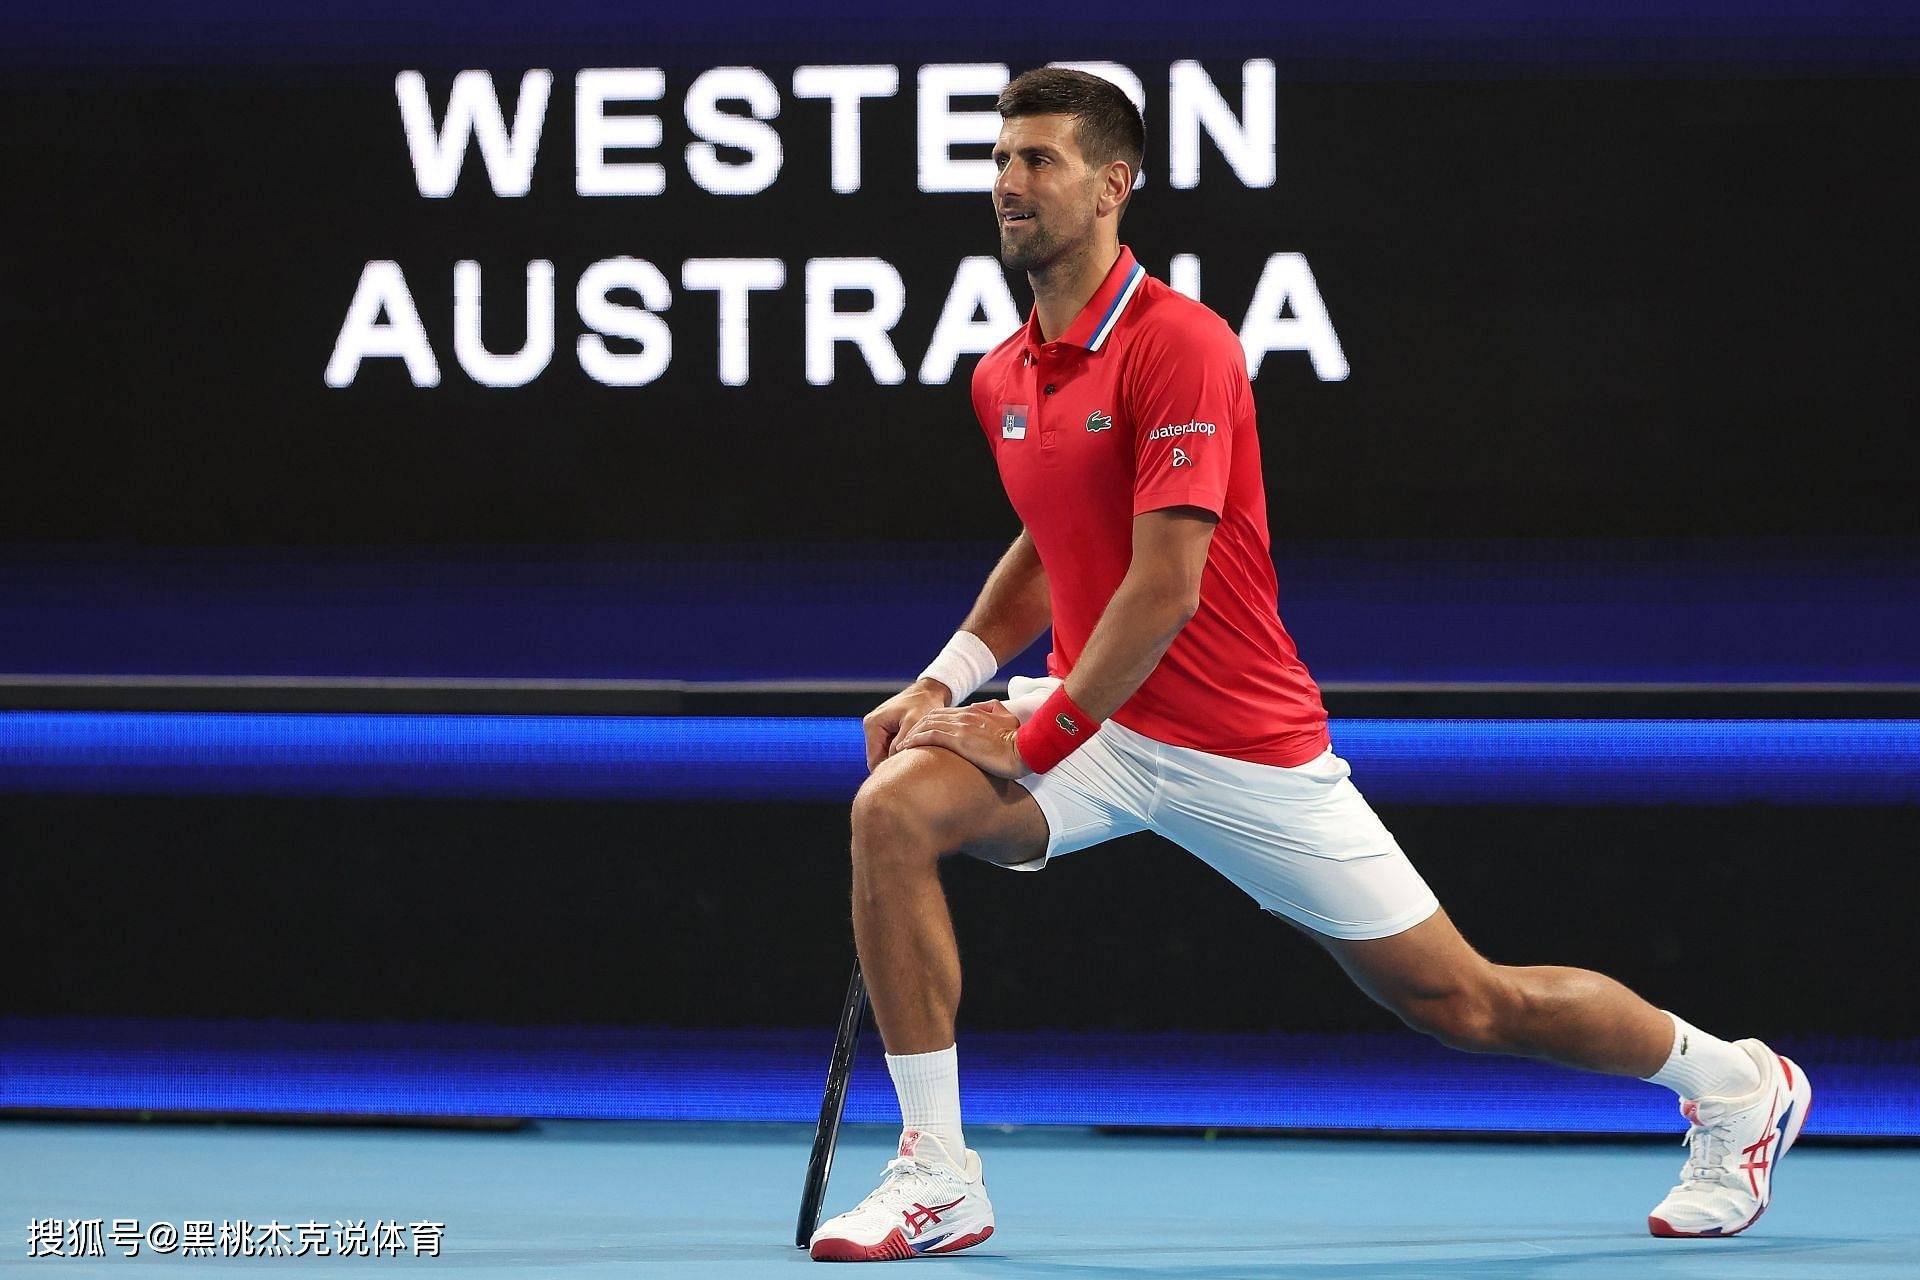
[1000,405,1029,440]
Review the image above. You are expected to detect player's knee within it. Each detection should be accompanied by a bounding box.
[1402,994,1499,1053]
[850,778,936,864]
[850,757,962,865]
[1395,975,1515,1055]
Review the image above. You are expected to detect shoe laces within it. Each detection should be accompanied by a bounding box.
[1677,1099,1735,1186]
[856,1157,953,1213]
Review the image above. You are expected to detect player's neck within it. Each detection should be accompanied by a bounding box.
[1028,240,1121,343]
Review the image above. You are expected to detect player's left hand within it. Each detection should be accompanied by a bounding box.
[890,700,1029,779]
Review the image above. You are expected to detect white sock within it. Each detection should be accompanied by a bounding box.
[1644,1011,1762,1100]
[885,1044,965,1168]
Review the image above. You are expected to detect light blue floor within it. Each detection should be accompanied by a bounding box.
[4,1120,1915,1277]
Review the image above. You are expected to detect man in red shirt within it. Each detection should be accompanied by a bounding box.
[807,68,1808,1262]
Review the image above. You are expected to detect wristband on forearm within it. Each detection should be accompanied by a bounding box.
[917,630,998,705]
[1013,686,1102,774]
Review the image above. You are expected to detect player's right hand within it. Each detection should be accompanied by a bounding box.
[862,678,953,771]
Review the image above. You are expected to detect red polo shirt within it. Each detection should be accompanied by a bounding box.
[969,245,1330,767]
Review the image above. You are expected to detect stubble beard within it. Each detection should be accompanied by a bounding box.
[999,216,1066,274]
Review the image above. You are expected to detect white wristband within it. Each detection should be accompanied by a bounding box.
[917,630,998,705]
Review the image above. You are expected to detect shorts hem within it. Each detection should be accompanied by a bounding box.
[1264,891,1440,942]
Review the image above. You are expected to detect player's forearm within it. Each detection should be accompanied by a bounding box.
[956,530,1052,666]
[1059,572,1197,723]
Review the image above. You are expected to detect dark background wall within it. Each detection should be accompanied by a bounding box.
[2,68,1915,545]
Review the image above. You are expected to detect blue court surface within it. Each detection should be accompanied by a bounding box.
[7,1119,1916,1278]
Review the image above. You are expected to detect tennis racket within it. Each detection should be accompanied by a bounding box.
[795,959,868,1248]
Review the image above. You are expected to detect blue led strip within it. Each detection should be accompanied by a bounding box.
[0,713,1916,804]
[4,1020,1916,1137]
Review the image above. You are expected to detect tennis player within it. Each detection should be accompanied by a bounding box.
[807,67,1810,1262]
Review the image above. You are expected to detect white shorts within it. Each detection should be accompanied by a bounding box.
[1005,684,1439,941]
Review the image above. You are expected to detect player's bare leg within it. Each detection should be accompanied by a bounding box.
[848,745,1049,1055]
[1306,907,1812,1237]
[1307,906,1672,1074]
[809,746,1048,1260]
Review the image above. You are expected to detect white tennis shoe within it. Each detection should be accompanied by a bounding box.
[1648,1039,1812,1238]
[808,1129,995,1261]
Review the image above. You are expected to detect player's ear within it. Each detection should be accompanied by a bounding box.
[1101,160,1133,214]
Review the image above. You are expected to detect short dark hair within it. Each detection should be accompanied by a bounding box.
[996,67,1145,182]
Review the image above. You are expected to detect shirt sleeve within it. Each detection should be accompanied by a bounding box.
[969,358,997,459]
[1124,322,1244,518]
